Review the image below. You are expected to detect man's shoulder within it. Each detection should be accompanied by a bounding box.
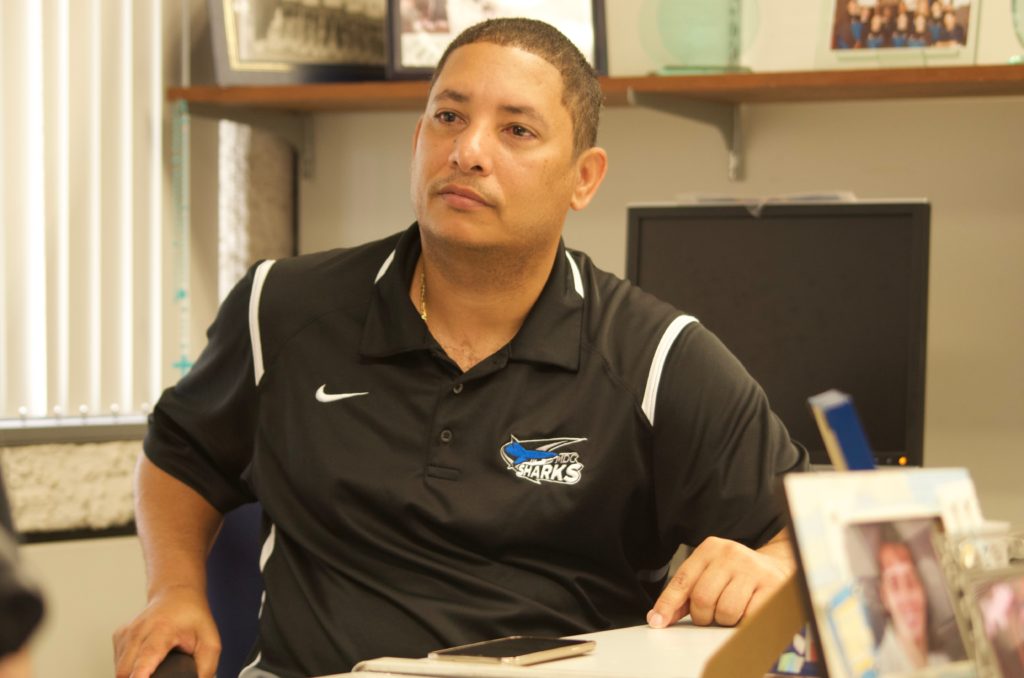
[570,248,690,337]
[569,248,700,389]
[254,231,404,350]
[268,232,403,292]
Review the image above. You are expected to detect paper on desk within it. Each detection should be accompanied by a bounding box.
[341,623,734,678]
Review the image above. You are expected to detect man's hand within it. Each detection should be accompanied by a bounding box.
[113,584,221,678]
[647,530,795,628]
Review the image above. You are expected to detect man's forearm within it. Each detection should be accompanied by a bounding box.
[134,456,223,598]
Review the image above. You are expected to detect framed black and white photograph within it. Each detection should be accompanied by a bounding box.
[817,0,981,69]
[209,0,388,85]
[387,0,607,79]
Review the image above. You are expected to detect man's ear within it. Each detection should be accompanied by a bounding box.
[569,146,608,211]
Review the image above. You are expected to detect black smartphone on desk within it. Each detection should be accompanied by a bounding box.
[428,636,596,666]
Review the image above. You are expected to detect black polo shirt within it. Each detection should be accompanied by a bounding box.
[145,224,806,677]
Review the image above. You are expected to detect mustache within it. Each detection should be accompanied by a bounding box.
[429,176,496,205]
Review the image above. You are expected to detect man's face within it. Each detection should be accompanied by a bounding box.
[878,542,928,646]
[409,42,584,260]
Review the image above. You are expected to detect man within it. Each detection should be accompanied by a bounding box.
[115,18,806,678]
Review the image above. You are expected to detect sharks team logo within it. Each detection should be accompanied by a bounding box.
[499,436,586,486]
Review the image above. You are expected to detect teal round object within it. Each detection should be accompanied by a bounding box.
[638,0,757,74]
[1014,0,1024,61]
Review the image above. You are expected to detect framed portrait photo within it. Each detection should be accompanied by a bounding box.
[209,0,388,86]
[386,0,607,79]
[816,0,981,70]
[783,468,983,678]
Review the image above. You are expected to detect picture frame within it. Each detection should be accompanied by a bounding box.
[816,0,981,70]
[966,566,1024,678]
[208,0,387,86]
[386,0,607,80]
[783,468,984,678]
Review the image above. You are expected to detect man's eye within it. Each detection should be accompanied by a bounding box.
[436,111,459,123]
[509,125,534,138]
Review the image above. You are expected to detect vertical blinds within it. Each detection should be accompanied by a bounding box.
[1,1,165,421]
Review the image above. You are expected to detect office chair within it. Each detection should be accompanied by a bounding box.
[153,502,263,678]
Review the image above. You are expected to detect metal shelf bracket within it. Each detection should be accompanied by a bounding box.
[626,89,743,181]
[186,103,316,179]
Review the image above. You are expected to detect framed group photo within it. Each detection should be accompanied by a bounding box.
[209,0,388,85]
[817,0,980,69]
[387,0,607,79]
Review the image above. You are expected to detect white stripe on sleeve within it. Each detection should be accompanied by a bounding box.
[641,315,698,426]
[249,260,276,386]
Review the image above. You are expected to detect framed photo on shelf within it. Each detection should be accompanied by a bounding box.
[387,0,607,79]
[208,0,387,86]
[783,468,983,678]
[816,0,981,70]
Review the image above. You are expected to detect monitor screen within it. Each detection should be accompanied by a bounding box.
[626,202,929,466]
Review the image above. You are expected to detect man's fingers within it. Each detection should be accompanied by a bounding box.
[194,638,222,678]
[745,587,772,618]
[113,627,139,678]
[712,576,756,627]
[647,553,710,628]
[128,635,183,678]
[687,565,730,626]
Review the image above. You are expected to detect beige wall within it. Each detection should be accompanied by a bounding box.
[21,536,147,677]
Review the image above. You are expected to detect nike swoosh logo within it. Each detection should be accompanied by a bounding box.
[315,385,369,403]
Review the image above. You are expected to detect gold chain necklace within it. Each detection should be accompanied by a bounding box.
[419,269,428,321]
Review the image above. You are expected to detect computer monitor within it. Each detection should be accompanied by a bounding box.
[626,201,930,466]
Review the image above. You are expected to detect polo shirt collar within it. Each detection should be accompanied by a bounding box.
[359,223,583,372]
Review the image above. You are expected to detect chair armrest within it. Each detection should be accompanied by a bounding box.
[151,650,198,678]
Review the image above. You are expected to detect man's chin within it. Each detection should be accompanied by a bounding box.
[420,220,504,252]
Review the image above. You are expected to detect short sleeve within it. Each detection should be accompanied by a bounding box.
[143,264,264,513]
[650,323,808,550]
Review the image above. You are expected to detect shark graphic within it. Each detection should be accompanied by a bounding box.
[503,439,558,466]
[499,436,588,485]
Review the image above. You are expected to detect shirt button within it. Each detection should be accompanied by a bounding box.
[440,429,453,443]
[452,383,464,395]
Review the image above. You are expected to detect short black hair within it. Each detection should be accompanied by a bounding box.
[430,17,603,157]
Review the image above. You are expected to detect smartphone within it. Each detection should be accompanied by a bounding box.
[428,636,596,666]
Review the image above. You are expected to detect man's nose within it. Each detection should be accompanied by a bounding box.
[449,123,493,175]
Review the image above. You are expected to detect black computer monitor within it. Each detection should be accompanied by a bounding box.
[626,201,930,466]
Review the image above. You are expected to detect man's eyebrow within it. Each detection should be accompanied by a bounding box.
[431,89,548,126]
[432,88,469,104]
[499,104,547,126]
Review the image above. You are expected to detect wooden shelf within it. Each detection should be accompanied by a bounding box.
[167,64,1024,113]
[168,64,1023,180]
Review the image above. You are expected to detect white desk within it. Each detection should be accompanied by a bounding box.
[320,623,735,678]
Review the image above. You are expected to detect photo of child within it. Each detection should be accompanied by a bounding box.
[843,518,968,673]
